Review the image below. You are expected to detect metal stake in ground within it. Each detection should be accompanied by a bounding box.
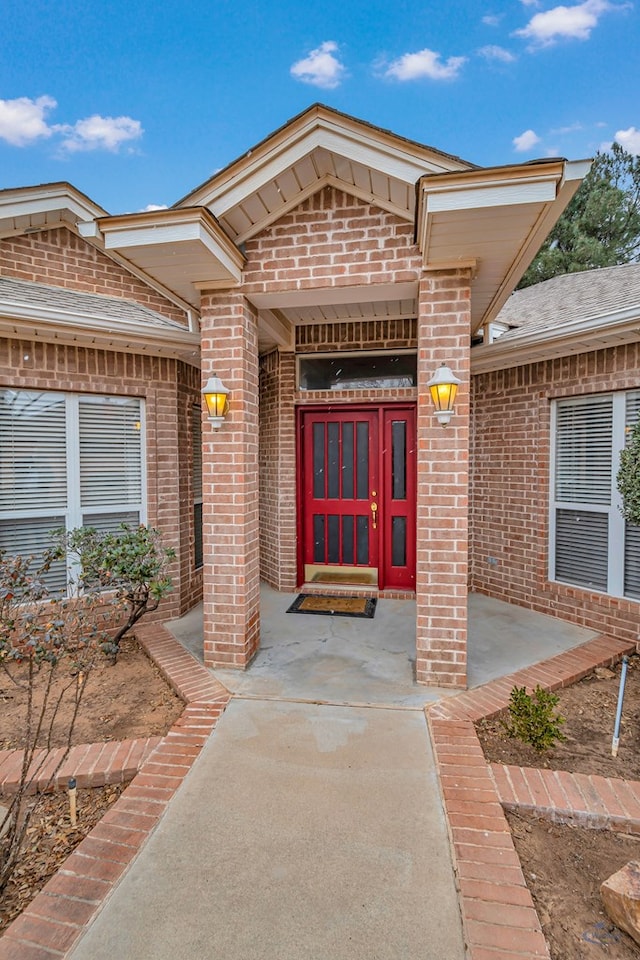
[611,656,629,758]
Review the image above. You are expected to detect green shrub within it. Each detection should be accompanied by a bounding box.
[502,684,566,751]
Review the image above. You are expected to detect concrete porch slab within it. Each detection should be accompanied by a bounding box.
[166,586,597,707]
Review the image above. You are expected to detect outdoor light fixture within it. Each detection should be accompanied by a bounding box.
[427,363,462,426]
[201,375,230,429]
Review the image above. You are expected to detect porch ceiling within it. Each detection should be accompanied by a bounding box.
[251,282,419,354]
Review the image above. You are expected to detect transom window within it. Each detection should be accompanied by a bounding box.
[0,389,145,591]
[550,391,640,598]
[298,351,417,391]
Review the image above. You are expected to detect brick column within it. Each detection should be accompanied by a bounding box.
[200,290,260,669]
[416,269,471,687]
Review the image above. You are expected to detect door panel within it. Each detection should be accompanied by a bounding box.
[382,410,416,589]
[302,411,379,574]
[299,405,415,590]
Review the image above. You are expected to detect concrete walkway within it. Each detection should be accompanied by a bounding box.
[66,591,597,959]
[69,699,465,959]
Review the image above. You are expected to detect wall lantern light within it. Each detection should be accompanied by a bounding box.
[427,363,462,426]
[202,375,230,429]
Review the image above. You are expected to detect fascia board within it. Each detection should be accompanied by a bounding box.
[0,186,106,223]
[425,177,557,214]
[181,109,472,210]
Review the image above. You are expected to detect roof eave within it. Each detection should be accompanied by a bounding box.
[471,303,640,375]
[0,303,201,363]
[417,158,592,333]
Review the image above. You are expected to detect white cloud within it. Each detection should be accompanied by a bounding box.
[57,114,143,153]
[142,204,168,212]
[513,128,541,151]
[550,121,584,134]
[482,14,502,25]
[290,41,347,89]
[384,48,467,81]
[478,44,517,62]
[514,0,622,47]
[0,95,56,146]
[610,126,640,154]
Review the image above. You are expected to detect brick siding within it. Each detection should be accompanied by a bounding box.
[470,345,640,639]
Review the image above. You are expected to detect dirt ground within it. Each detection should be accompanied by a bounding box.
[0,635,185,937]
[0,784,127,933]
[477,655,640,959]
[0,635,184,750]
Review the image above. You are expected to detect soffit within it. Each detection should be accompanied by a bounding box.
[251,281,419,354]
[175,104,474,243]
[417,159,591,334]
[93,208,245,310]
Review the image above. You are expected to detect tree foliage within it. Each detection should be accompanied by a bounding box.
[53,524,175,660]
[519,142,640,288]
[617,420,640,526]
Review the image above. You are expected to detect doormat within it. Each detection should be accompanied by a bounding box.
[286,594,377,619]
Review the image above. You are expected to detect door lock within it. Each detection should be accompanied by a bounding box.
[370,501,378,529]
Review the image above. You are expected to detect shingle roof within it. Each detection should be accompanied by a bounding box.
[495,263,640,340]
[0,275,187,330]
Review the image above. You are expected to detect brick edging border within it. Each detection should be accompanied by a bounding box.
[0,624,231,960]
[427,632,637,960]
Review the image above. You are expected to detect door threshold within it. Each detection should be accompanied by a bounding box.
[299,582,416,600]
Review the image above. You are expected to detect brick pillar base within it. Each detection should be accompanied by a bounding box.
[200,290,260,669]
[416,270,471,688]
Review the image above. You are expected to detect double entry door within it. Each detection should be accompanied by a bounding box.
[299,405,416,590]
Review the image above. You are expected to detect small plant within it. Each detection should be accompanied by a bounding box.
[51,524,175,662]
[502,684,566,751]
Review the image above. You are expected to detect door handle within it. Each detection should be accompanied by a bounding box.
[370,502,378,529]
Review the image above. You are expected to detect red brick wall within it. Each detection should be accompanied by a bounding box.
[259,349,297,591]
[0,336,201,621]
[470,346,640,640]
[243,187,422,295]
[1,227,188,326]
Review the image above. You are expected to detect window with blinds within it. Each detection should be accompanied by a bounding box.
[192,405,203,569]
[551,390,640,599]
[0,389,144,592]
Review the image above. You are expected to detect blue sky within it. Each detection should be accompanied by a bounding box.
[0,0,638,213]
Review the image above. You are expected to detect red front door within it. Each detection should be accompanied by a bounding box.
[298,405,416,590]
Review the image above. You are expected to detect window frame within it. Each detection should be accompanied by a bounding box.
[0,388,146,590]
[549,390,632,597]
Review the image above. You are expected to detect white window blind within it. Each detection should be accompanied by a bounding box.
[0,389,144,593]
[551,391,640,599]
[624,391,640,598]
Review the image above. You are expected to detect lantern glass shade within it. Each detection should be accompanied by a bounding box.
[202,376,230,425]
[427,364,462,425]
[429,379,458,412]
